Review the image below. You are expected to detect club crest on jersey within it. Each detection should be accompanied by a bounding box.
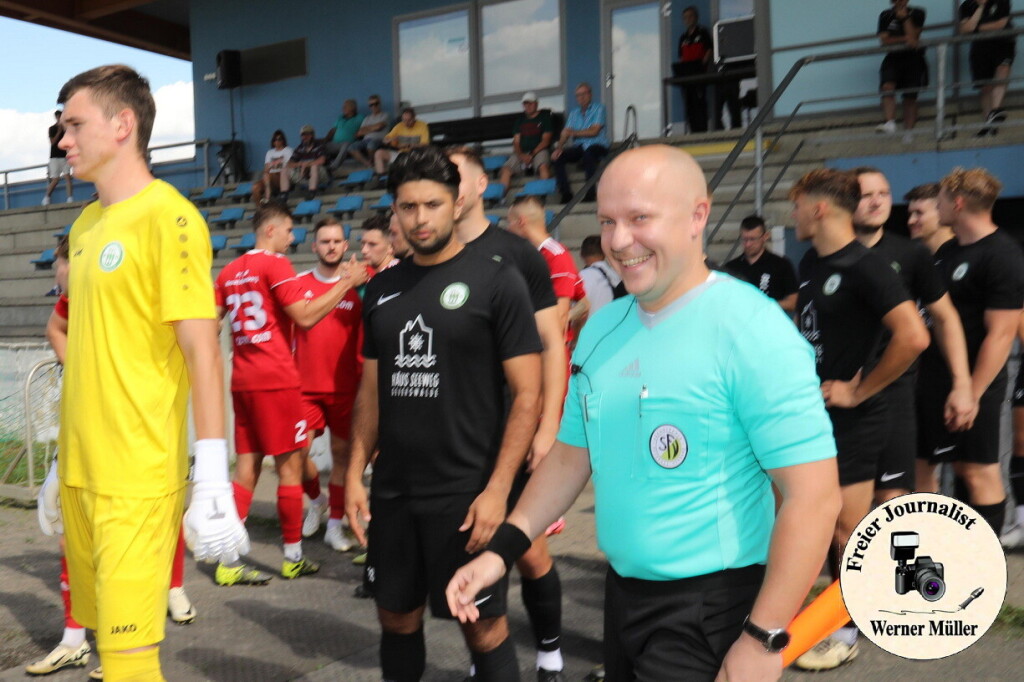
[952,263,968,281]
[823,273,841,295]
[396,315,436,368]
[440,282,470,310]
[890,261,901,274]
[98,241,125,272]
[649,425,687,469]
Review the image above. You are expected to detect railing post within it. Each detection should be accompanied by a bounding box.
[754,126,764,215]
[935,43,947,142]
[3,171,8,211]
[203,141,211,187]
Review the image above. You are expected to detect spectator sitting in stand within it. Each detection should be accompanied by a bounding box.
[373,107,430,177]
[348,95,391,169]
[254,129,293,205]
[288,125,329,199]
[499,92,554,199]
[552,82,609,204]
[326,99,364,172]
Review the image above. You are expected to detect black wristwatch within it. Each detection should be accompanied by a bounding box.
[742,616,791,653]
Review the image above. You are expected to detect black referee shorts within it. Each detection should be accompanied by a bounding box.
[970,39,1016,86]
[366,493,508,620]
[603,564,764,682]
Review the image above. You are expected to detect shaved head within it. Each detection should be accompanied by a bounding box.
[597,145,711,312]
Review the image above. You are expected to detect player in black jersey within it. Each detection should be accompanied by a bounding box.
[852,168,975,502]
[723,215,798,312]
[906,182,956,255]
[345,147,543,682]
[447,147,569,680]
[791,169,929,671]
[920,167,1024,536]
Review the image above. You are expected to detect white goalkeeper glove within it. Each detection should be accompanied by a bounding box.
[37,458,62,536]
[183,439,250,562]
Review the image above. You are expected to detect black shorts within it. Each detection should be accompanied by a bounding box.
[875,374,917,491]
[1012,359,1024,408]
[917,369,1008,465]
[880,52,928,96]
[603,564,764,682]
[829,396,888,487]
[507,466,529,509]
[970,39,1016,85]
[366,493,508,619]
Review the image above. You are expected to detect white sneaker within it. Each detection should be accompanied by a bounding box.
[41,196,52,206]
[875,120,897,135]
[66,196,74,203]
[90,665,103,680]
[25,641,91,674]
[793,636,858,671]
[302,498,329,537]
[168,586,197,624]
[1001,523,1024,549]
[324,522,355,552]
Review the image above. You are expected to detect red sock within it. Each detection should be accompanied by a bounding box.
[302,475,322,502]
[233,481,254,522]
[277,485,304,544]
[170,525,186,588]
[328,483,346,520]
[61,557,81,629]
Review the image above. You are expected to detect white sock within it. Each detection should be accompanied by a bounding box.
[326,517,343,531]
[468,664,476,677]
[834,626,858,646]
[284,541,303,562]
[61,627,86,648]
[1015,504,1024,526]
[536,648,563,671]
[220,550,240,565]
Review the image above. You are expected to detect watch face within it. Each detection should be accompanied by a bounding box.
[767,630,791,652]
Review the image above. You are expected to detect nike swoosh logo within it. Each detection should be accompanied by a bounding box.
[799,281,811,288]
[474,594,492,606]
[933,445,956,455]
[880,472,903,483]
[540,637,559,645]
[377,292,401,305]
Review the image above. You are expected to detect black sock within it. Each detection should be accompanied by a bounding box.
[1010,457,1024,506]
[471,637,520,682]
[954,476,970,503]
[827,539,841,581]
[380,628,425,682]
[521,566,562,652]
[973,500,1006,534]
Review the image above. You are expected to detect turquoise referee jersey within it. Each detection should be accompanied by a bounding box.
[558,273,836,581]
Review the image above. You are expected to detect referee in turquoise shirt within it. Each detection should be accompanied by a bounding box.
[447,145,841,681]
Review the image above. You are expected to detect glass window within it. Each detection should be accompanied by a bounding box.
[482,0,561,97]
[481,94,563,116]
[717,0,755,21]
[398,10,471,108]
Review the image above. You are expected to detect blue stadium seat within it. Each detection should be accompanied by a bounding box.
[31,248,56,270]
[482,155,509,176]
[486,214,501,227]
[209,207,246,230]
[517,178,556,198]
[370,194,393,213]
[200,210,210,222]
[546,209,555,226]
[193,186,224,206]
[482,183,505,207]
[227,182,253,203]
[52,224,72,238]
[233,232,256,254]
[293,199,322,223]
[210,234,228,256]
[329,195,364,219]
[338,169,374,191]
[343,223,352,240]
[291,227,308,253]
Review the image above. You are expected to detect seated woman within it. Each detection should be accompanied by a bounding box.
[254,130,293,204]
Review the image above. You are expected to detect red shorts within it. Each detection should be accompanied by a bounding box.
[301,392,355,440]
[232,388,310,456]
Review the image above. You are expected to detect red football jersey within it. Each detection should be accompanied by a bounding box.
[539,238,585,302]
[293,269,364,396]
[215,250,306,391]
[54,294,69,320]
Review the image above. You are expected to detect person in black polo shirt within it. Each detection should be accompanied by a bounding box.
[918,167,1024,535]
[852,167,975,504]
[876,1,927,136]
[959,0,1016,135]
[724,215,798,312]
[791,169,929,671]
[678,6,712,134]
[345,147,543,682]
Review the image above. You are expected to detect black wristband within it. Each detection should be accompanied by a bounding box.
[485,522,532,569]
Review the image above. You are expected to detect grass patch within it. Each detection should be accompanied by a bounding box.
[994,604,1024,635]
[0,436,52,486]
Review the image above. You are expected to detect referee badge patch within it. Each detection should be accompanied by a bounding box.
[440,282,470,310]
[98,241,125,272]
[823,273,841,296]
[649,425,687,469]
[952,263,968,282]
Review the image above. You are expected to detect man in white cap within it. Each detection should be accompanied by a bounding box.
[498,92,554,199]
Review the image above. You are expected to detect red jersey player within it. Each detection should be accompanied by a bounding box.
[214,201,365,583]
[294,217,367,551]
[360,213,401,279]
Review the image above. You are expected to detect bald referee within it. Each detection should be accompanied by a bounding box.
[446,145,840,681]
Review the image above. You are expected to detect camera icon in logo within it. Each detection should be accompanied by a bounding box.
[891,531,945,601]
